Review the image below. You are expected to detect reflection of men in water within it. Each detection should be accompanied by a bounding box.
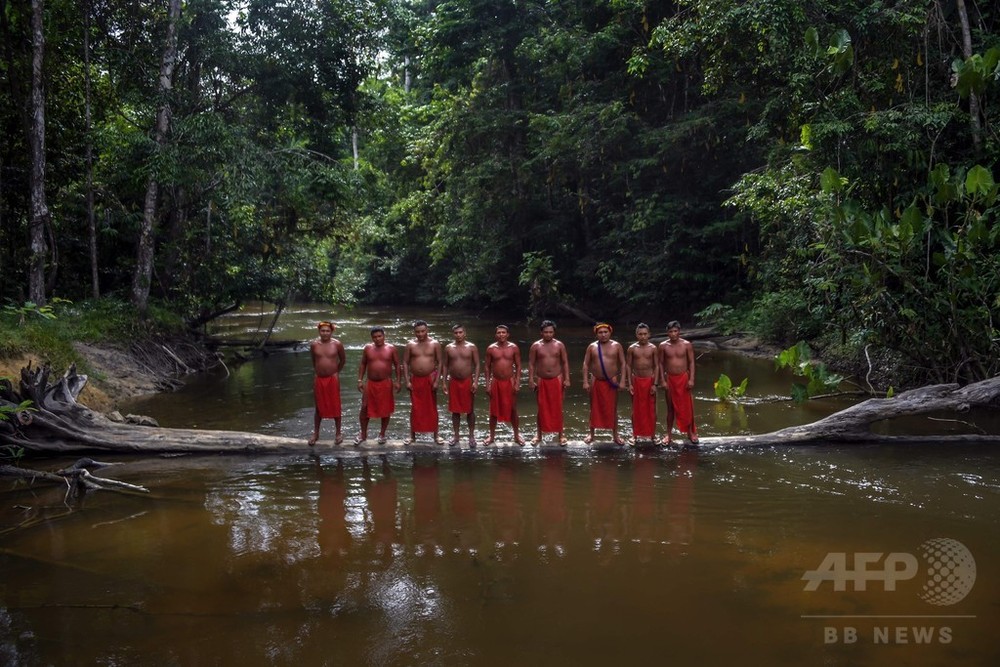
[315,457,351,558]
[588,459,622,566]
[659,320,698,446]
[357,327,401,445]
[443,324,480,447]
[484,325,524,445]
[411,456,442,556]
[450,461,480,554]
[627,323,659,444]
[403,320,445,445]
[582,323,626,446]
[631,455,658,564]
[491,460,523,555]
[363,455,398,558]
[538,456,568,557]
[528,320,570,446]
[310,321,346,446]
[665,449,697,551]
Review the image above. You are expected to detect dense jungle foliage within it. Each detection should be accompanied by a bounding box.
[1,0,997,382]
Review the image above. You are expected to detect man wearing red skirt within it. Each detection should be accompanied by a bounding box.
[659,320,699,446]
[528,320,571,445]
[627,323,659,444]
[310,321,346,446]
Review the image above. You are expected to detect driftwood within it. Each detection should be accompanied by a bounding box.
[0,458,149,496]
[1,364,999,456]
[705,376,1000,447]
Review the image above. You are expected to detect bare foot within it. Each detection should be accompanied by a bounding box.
[613,437,626,447]
[514,435,526,447]
[559,437,568,447]
[335,433,344,446]
[529,436,541,446]
[583,434,594,444]
[482,436,495,446]
[307,433,319,446]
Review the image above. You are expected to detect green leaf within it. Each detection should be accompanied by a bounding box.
[800,124,813,150]
[984,47,1000,75]
[714,373,733,401]
[965,165,995,196]
[805,27,820,58]
[929,163,951,188]
[827,29,854,74]
[820,167,843,194]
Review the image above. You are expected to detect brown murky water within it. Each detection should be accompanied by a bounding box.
[1,306,998,665]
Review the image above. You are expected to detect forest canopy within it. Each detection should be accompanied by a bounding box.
[1,0,997,382]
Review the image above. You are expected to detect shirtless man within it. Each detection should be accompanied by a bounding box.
[443,324,480,447]
[484,324,524,445]
[627,323,659,445]
[309,321,346,446]
[658,320,698,446]
[528,320,570,446]
[403,320,445,445]
[582,322,626,446]
[357,326,401,445]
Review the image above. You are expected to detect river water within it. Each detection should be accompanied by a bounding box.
[1,305,998,665]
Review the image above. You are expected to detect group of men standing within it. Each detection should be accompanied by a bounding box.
[308,319,699,449]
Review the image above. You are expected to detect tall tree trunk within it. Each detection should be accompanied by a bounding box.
[84,0,99,298]
[132,0,181,313]
[954,0,981,154]
[352,126,359,170]
[28,0,49,306]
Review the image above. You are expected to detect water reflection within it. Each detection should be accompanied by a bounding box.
[588,459,622,565]
[315,457,350,560]
[411,456,442,557]
[537,455,568,559]
[362,455,398,561]
[2,449,997,665]
[666,449,698,552]
[319,451,702,565]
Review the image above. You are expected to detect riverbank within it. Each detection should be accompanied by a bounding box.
[0,299,225,412]
[0,337,220,412]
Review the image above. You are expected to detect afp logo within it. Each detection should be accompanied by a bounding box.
[802,538,976,606]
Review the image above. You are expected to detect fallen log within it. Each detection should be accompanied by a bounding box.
[1,364,998,455]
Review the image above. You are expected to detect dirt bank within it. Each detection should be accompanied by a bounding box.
[1,336,221,412]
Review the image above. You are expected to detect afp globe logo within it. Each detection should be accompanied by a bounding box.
[918,538,976,606]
